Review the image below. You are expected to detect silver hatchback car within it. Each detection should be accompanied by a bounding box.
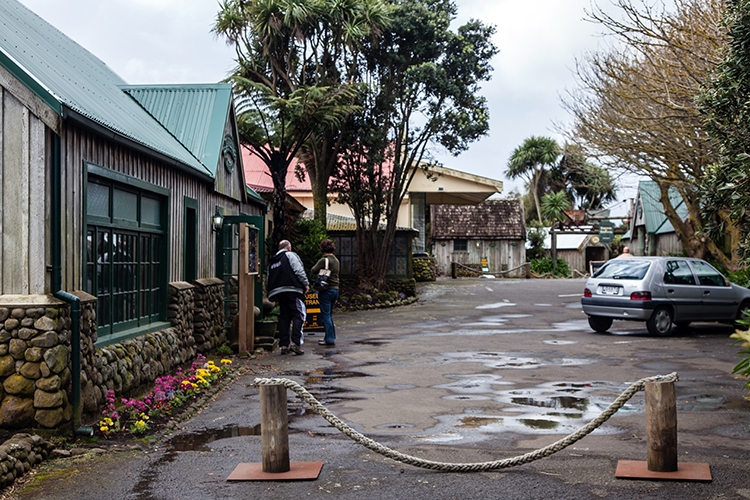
[581,256,750,335]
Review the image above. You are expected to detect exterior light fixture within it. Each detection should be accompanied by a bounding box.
[212,211,224,232]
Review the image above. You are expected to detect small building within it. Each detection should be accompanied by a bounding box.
[0,0,264,428]
[544,230,608,276]
[624,180,686,256]
[430,199,526,277]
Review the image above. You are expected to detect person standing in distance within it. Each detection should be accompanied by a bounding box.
[267,240,309,355]
[311,239,340,346]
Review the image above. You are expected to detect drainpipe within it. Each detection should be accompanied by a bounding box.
[51,134,93,437]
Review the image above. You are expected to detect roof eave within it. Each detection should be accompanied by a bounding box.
[63,106,214,183]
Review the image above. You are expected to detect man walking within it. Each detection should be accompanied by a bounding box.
[267,240,309,355]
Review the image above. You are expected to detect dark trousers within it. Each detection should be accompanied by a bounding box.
[275,292,306,347]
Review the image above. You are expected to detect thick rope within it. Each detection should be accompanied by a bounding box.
[254,372,678,472]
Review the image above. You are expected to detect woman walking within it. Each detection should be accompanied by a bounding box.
[311,239,340,346]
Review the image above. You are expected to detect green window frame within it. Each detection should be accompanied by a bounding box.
[84,164,170,343]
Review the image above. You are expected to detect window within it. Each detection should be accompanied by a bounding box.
[330,233,410,278]
[85,167,168,340]
[664,260,695,285]
[454,239,468,252]
[690,260,728,287]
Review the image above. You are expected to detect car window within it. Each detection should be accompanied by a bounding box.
[593,260,651,280]
[664,260,696,285]
[690,260,729,287]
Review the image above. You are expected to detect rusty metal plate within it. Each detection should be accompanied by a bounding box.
[615,460,712,481]
[227,462,324,481]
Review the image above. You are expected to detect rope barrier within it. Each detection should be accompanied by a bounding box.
[254,372,678,472]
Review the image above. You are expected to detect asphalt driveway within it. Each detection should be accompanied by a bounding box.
[7,278,750,500]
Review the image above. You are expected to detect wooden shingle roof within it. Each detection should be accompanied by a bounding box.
[431,199,525,240]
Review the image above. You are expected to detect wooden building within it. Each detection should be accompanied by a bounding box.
[0,0,265,428]
[623,180,686,256]
[430,199,527,277]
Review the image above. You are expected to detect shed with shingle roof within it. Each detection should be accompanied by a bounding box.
[430,199,526,277]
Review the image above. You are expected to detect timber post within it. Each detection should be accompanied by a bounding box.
[645,380,678,472]
[260,383,291,473]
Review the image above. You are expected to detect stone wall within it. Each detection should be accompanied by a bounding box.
[192,278,226,352]
[0,433,53,489]
[386,278,417,297]
[0,279,227,429]
[413,257,437,282]
[0,297,73,429]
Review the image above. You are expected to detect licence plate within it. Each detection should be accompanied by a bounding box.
[599,285,621,296]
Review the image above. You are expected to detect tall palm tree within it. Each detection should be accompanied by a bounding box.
[506,136,560,224]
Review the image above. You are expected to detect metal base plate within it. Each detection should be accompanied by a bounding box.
[227,462,323,481]
[615,461,711,481]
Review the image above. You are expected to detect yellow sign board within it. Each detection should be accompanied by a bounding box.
[481,257,489,273]
[304,293,324,331]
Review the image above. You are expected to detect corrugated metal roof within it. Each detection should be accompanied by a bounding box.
[122,85,232,176]
[0,0,210,177]
[637,181,687,234]
[301,210,416,232]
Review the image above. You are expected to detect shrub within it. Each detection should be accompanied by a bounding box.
[530,257,570,278]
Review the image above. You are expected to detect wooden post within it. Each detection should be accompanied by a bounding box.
[645,380,678,472]
[260,384,290,473]
[246,273,255,352]
[238,224,248,357]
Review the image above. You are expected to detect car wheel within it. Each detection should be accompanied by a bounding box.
[736,301,750,330]
[588,316,613,333]
[647,307,673,336]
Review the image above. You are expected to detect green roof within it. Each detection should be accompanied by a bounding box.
[638,180,688,235]
[122,85,233,176]
[0,0,214,178]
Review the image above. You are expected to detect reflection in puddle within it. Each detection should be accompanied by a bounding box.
[376,423,415,430]
[439,352,594,369]
[680,394,725,411]
[166,424,261,452]
[417,379,638,442]
[543,340,578,345]
[476,302,517,310]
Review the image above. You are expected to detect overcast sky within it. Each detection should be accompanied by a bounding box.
[17,0,636,214]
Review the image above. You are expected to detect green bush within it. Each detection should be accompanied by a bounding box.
[530,257,570,278]
[289,218,327,270]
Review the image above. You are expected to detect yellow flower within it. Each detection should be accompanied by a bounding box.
[140,413,149,421]
[100,425,109,432]
[220,359,232,365]
[209,364,221,373]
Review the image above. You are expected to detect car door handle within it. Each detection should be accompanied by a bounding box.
[703,290,711,295]
[667,289,675,294]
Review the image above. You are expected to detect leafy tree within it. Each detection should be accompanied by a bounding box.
[697,0,750,262]
[563,0,737,267]
[214,0,375,244]
[553,144,617,211]
[506,136,560,224]
[332,0,497,289]
[541,191,572,223]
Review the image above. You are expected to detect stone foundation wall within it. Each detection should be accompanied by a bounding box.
[192,278,226,352]
[413,257,437,282]
[0,298,73,429]
[0,278,228,429]
[0,433,54,489]
[386,278,417,297]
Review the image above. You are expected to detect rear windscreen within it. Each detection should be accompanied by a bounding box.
[593,260,652,280]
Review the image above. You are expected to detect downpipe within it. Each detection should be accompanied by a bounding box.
[51,134,93,438]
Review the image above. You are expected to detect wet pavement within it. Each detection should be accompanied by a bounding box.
[7,278,750,499]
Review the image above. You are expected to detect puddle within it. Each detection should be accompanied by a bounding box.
[418,379,640,441]
[354,339,391,346]
[306,369,370,384]
[476,302,517,310]
[680,394,726,411]
[376,423,415,430]
[543,340,578,345]
[166,424,262,452]
[438,352,594,369]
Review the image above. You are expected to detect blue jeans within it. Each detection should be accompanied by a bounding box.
[317,288,338,344]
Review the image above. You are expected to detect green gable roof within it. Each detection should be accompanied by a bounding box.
[0,0,213,178]
[122,85,233,177]
[638,180,688,235]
